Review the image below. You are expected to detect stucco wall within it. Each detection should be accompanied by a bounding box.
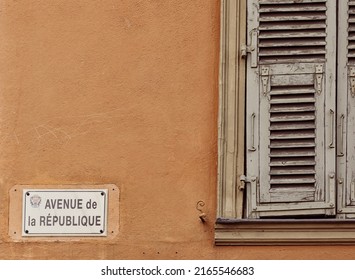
[0,0,355,259]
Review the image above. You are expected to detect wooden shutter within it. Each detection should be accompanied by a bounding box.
[337,0,355,218]
[246,0,336,218]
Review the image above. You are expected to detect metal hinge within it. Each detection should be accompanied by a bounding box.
[260,66,270,95]
[241,29,258,68]
[241,175,258,216]
[349,66,355,97]
[240,175,256,190]
[315,64,324,95]
[326,173,336,216]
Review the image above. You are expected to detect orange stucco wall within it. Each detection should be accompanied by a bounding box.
[1,0,355,259]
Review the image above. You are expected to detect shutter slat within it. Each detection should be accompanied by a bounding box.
[269,141,315,148]
[270,97,315,104]
[260,40,325,47]
[259,0,326,3]
[260,15,326,22]
[270,115,315,122]
[270,131,316,139]
[270,123,315,130]
[259,31,325,39]
[270,178,316,184]
[260,48,325,56]
[270,167,316,175]
[270,151,316,157]
[260,7,326,12]
[270,160,316,167]
[270,104,315,112]
[270,88,315,95]
[261,57,325,64]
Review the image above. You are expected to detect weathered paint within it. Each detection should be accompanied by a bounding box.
[0,0,355,259]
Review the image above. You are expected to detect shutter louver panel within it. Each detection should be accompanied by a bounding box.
[246,0,336,218]
[258,0,327,64]
[260,68,322,205]
[269,84,316,192]
[348,0,355,64]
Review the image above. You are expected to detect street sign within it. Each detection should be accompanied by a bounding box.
[22,189,108,236]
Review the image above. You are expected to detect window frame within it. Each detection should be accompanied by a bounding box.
[215,0,355,245]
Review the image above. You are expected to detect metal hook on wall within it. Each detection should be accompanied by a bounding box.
[196,200,207,223]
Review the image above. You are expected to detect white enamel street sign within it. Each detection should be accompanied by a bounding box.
[22,189,108,236]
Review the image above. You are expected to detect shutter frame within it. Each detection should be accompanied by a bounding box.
[337,0,355,218]
[246,0,336,218]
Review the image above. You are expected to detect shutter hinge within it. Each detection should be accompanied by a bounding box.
[315,64,324,95]
[241,29,258,68]
[327,173,336,216]
[349,66,355,97]
[241,175,258,216]
[240,175,256,190]
[260,66,270,95]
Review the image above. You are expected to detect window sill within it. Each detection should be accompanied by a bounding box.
[215,218,355,245]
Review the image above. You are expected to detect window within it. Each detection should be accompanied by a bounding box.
[216,0,355,245]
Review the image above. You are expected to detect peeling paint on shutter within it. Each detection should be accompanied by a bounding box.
[246,0,336,218]
[258,0,327,64]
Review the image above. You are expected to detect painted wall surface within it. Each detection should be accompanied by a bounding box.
[0,0,355,259]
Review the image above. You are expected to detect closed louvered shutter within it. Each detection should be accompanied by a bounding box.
[246,0,336,218]
[337,0,355,218]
